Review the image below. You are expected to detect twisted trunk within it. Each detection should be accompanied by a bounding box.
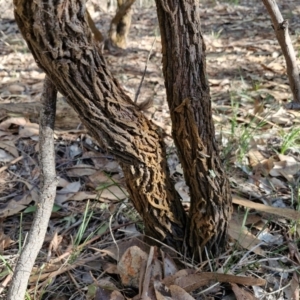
[155,0,232,257]
[14,0,186,250]
[13,0,232,263]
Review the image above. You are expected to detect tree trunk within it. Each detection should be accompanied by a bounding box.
[108,0,135,49]
[14,0,186,251]
[13,0,232,262]
[155,0,232,257]
[262,0,300,107]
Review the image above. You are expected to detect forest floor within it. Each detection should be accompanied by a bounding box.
[0,0,300,299]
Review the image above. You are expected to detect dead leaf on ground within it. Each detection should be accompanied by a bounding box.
[66,164,96,177]
[154,280,172,300]
[0,230,14,251]
[97,185,128,201]
[231,283,258,300]
[162,251,178,278]
[0,141,19,158]
[232,194,300,222]
[169,285,195,300]
[55,181,81,204]
[228,218,265,256]
[95,288,125,300]
[267,107,294,126]
[290,273,299,300]
[0,149,14,162]
[47,231,63,261]
[0,195,33,217]
[88,171,112,188]
[248,148,273,176]
[0,117,28,130]
[270,154,300,182]
[118,246,148,288]
[69,191,98,201]
[103,236,149,261]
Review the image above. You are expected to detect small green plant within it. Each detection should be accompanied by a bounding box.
[221,0,240,4]
[210,28,223,39]
[279,127,300,154]
[73,200,93,247]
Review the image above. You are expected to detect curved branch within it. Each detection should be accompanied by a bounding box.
[13,0,186,251]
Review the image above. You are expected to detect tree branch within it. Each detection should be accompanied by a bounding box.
[262,0,300,107]
[7,76,58,300]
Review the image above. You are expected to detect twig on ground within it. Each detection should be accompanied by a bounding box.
[7,76,58,300]
[0,156,23,174]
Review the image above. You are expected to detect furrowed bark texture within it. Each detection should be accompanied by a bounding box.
[7,76,58,300]
[262,0,300,105]
[155,0,232,256]
[13,0,186,250]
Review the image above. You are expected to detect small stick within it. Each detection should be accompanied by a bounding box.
[7,76,58,300]
[134,37,157,104]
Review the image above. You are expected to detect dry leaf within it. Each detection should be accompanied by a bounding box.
[162,252,178,278]
[104,237,149,261]
[154,280,172,300]
[7,84,25,93]
[0,141,19,157]
[103,160,120,172]
[118,246,148,288]
[231,283,258,300]
[88,171,112,188]
[163,269,195,287]
[248,148,273,176]
[55,181,81,204]
[168,272,265,293]
[98,185,128,201]
[267,107,294,126]
[66,164,96,177]
[0,117,28,130]
[270,154,300,182]
[49,232,63,253]
[0,149,14,162]
[0,195,33,217]
[69,191,98,201]
[228,219,265,256]
[290,273,299,300]
[232,194,300,222]
[95,288,125,300]
[0,230,13,252]
[169,285,195,300]
[19,122,39,137]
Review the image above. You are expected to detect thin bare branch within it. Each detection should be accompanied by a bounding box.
[7,76,58,300]
[262,0,300,107]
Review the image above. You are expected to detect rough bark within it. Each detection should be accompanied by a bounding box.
[7,76,58,300]
[13,0,186,251]
[108,0,135,49]
[262,0,300,107]
[155,0,232,257]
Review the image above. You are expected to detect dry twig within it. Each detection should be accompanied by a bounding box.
[7,76,58,300]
